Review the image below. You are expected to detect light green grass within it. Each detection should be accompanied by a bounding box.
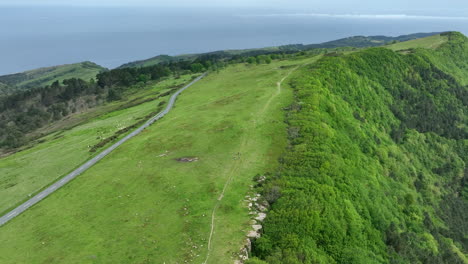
[0,56,319,264]
[0,75,194,215]
[0,62,105,89]
[386,34,449,51]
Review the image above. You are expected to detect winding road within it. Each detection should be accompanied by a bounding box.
[0,73,206,227]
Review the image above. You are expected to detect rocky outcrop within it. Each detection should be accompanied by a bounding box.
[236,175,269,263]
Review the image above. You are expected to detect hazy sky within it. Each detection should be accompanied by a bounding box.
[1,0,467,74]
[3,0,468,15]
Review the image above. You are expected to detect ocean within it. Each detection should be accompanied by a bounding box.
[1,6,467,75]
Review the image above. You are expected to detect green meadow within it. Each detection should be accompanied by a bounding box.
[0,56,319,263]
[0,62,106,90]
[386,34,449,51]
[0,75,194,216]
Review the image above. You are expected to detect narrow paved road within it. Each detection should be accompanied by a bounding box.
[0,73,206,227]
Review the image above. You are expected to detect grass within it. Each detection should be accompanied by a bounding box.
[386,34,449,51]
[0,61,106,89]
[0,75,194,215]
[0,55,320,264]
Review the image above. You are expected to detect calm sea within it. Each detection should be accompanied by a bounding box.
[1,6,467,75]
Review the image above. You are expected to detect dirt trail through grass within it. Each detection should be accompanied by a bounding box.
[202,64,303,264]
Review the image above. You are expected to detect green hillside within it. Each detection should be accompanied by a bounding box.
[0,54,320,263]
[0,82,12,96]
[0,32,466,264]
[0,59,201,152]
[304,32,441,49]
[386,34,449,51]
[0,74,196,215]
[0,61,106,91]
[251,32,467,263]
[118,54,196,68]
[119,32,439,69]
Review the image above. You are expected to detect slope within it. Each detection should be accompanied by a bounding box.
[0,74,196,216]
[386,33,449,51]
[0,61,106,90]
[251,32,467,263]
[0,55,319,263]
[118,33,439,69]
[304,32,441,49]
[0,82,12,96]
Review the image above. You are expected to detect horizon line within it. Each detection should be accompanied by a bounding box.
[241,13,468,20]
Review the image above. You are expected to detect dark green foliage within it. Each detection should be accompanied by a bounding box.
[0,78,104,148]
[253,33,467,263]
[190,63,205,73]
[245,257,269,264]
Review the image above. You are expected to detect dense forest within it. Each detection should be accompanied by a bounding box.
[250,32,467,263]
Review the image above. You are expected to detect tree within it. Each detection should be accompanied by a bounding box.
[137,74,150,84]
[247,57,256,64]
[190,63,205,73]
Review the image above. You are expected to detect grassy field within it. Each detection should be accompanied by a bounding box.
[0,55,319,263]
[0,75,195,215]
[386,33,448,51]
[0,61,105,89]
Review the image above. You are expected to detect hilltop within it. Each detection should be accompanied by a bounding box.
[251,31,468,263]
[118,32,440,69]
[0,32,466,264]
[0,61,106,93]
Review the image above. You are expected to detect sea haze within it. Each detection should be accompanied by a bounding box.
[1,6,468,75]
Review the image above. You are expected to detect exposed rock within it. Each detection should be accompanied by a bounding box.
[252,224,262,232]
[244,238,252,252]
[247,230,260,238]
[240,248,249,260]
[255,213,267,222]
[175,157,199,162]
[257,175,267,183]
[257,205,267,212]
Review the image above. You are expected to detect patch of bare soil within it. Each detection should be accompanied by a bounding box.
[176,157,199,163]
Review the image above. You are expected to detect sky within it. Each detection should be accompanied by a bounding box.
[3,0,468,16]
[1,0,467,74]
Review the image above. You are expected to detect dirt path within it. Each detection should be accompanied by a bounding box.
[202,66,303,264]
[260,66,300,115]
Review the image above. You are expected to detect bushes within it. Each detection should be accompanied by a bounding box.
[253,38,467,263]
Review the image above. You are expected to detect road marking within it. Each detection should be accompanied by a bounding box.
[6,212,16,218]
